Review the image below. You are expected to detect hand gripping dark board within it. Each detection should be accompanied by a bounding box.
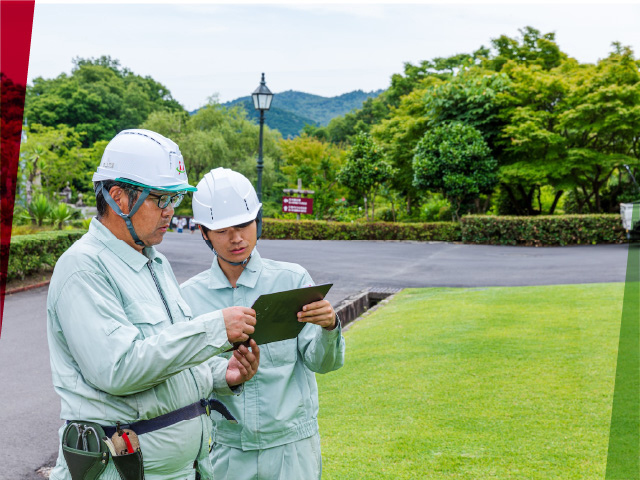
[248,283,333,345]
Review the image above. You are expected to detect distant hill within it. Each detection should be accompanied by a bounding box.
[222,89,384,138]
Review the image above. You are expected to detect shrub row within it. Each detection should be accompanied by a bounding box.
[460,214,626,246]
[4,215,626,282]
[8,230,86,281]
[263,216,626,246]
[262,219,461,242]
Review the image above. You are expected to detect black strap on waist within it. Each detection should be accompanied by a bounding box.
[98,399,235,438]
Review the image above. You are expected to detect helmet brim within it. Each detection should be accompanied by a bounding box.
[116,178,197,193]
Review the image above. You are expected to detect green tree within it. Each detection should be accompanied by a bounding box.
[25,55,184,147]
[486,26,567,72]
[372,85,436,215]
[499,45,640,213]
[141,100,283,215]
[279,134,346,219]
[413,123,498,220]
[337,132,393,221]
[19,124,95,202]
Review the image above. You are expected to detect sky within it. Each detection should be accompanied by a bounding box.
[27,1,640,111]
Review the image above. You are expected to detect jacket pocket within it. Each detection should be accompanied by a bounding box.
[265,338,297,367]
[176,298,193,320]
[123,301,169,339]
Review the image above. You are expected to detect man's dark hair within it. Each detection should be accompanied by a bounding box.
[94,180,141,219]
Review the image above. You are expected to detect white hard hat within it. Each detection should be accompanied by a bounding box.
[93,129,196,192]
[192,168,262,230]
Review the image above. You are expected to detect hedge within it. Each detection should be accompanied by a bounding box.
[460,214,626,246]
[3,216,627,282]
[262,219,461,242]
[8,230,85,281]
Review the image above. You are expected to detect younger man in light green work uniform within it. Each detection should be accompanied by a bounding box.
[47,130,259,480]
[181,168,345,479]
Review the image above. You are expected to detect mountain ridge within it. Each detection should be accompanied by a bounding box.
[221,88,384,138]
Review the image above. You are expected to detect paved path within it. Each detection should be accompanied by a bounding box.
[158,233,628,305]
[0,234,629,479]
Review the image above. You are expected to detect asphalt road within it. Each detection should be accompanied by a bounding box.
[0,233,629,479]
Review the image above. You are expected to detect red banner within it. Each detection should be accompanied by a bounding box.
[282,196,313,215]
[0,0,36,336]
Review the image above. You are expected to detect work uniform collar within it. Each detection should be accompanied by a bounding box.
[88,217,161,272]
[208,249,263,290]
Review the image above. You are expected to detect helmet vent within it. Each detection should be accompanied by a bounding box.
[244,199,249,211]
[122,130,164,148]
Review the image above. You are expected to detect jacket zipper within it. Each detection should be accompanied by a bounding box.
[147,260,174,324]
[147,259,205,464]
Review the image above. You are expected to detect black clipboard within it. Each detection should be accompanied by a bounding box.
[248,283,333,345]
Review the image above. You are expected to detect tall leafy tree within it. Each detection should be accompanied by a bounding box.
[18,124,95,203]
[486,26,567,72]
[25,56,183,147]
[500,45,640,213]
[372,84,437,215]
[337,132,393,221]
[559,45,640,212]
[279,134,346,220]
[413,123,498,220]
[141,100,283,214]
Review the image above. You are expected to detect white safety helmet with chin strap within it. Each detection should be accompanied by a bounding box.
[93,129,196,246]
[192,167,263,265]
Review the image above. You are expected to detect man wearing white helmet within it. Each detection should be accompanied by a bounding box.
[47,130,260,480]
[181,167,345,480]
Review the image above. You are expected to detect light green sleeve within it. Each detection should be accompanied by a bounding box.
[296,270,346,374]
[53,270,231,396]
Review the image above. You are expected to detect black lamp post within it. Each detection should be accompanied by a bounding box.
[251,73,273,202]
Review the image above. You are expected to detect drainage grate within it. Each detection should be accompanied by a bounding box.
[334,287,403,329]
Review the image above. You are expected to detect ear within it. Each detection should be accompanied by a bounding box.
[108,185,129,214]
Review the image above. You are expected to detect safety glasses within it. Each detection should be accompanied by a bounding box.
[133,189,185,209]
[149,191,184,209]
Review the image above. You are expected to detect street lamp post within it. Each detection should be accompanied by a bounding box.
[251,73,273,202]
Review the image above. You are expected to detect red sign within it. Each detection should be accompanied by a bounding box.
[282,196,313,214]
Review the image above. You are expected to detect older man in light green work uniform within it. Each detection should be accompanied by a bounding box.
[47,130,260,480]
[181,168,345,480]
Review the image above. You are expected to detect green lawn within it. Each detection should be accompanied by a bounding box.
[317,284,624,479]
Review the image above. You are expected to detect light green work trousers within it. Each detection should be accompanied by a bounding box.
[210,433,322,480]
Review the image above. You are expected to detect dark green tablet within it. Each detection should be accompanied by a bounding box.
[249,283,333,345]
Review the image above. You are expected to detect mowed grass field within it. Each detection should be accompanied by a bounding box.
[317,284,624,479]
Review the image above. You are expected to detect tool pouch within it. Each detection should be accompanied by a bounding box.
[111,449,145,480]
[62,421,109,480]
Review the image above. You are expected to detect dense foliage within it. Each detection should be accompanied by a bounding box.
[262,218,460,241]
[413,123,498,220]
[8,230,85,281]
[263,215,625,245]
[311,27,640,219]
[25,56,182,147]
[18,28,640,231]
[461,214,625,245]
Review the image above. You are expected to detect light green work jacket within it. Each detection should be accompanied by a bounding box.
[180,250,345,452]
[47,219,237,480]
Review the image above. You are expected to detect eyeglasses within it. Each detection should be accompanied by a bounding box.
[146,191,185,209]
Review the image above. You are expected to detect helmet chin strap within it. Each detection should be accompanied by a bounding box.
[218,252,252,267]
[101,184,151,247]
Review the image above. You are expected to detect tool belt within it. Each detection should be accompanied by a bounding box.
[63,399,235,480]
[101,398,236,437]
